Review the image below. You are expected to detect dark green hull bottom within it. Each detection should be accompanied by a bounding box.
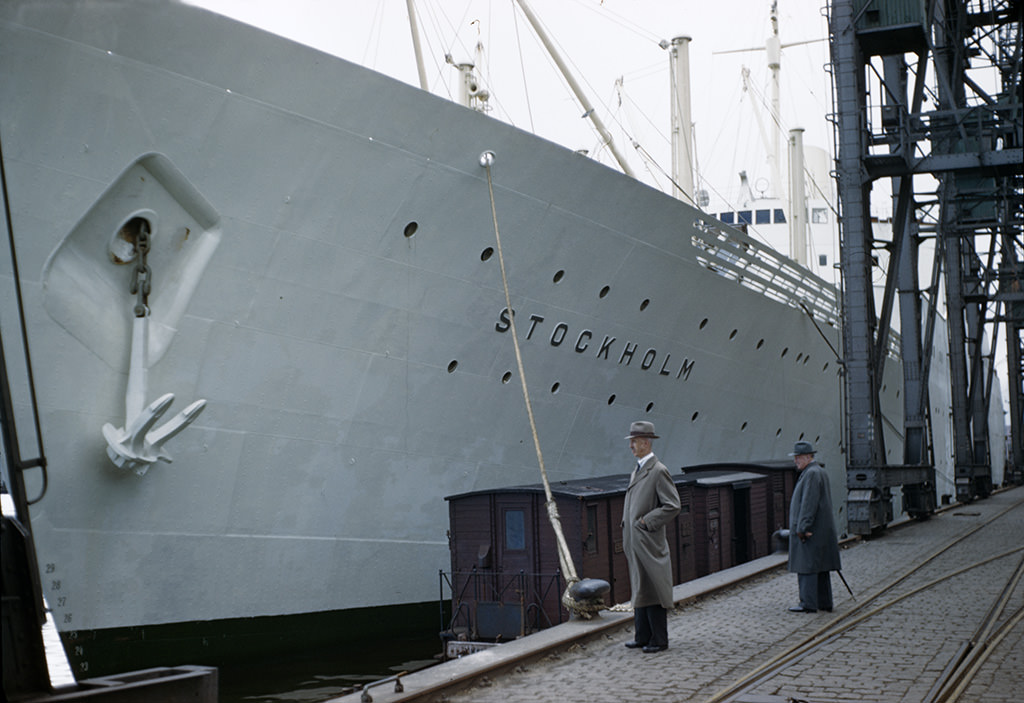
[61,601,443,679]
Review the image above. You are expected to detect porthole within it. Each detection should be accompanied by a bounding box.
[645,402,654,412]
[447,360,458,373]
[599,285,610,299]
[640,299,650,311]
[403,221,418,238]
[757,339,765,349]
[729,329,738,340]
[741,422,748,431]
[775,428,782,437]
[481,247,494,261]
[781,347,788,358]
[501,371,512,384]
[699,318,708,329]
[803,356,810,365]
[551,382,560,394]
[823,362,829,372]
[553,270,565,283]
[798,433,805,440]
[691,412,699,422]
[607,394,616,405]
[796,353,803,363]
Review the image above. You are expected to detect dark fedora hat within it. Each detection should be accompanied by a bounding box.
[625,421,659,439]
[788,440,816,456]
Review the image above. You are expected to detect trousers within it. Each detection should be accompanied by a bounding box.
[633,605,669,647]
[797,571,833,611]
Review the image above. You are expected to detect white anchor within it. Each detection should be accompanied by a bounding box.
[102,221,206,476]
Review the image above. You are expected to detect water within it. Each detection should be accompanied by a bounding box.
[217,633,442,702]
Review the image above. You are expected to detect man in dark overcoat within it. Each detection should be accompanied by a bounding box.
[622,421,681,653]
[787,440,841,612]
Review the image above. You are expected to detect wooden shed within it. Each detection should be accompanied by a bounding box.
[443,462,790,641]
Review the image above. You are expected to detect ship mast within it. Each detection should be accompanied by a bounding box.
[405,0,429,91]
[715,1,824,265]
[766,2,783,200]
[513,0,635,177]
[713,1,786,201]
[668,35,696,203]
[788,127,808,266]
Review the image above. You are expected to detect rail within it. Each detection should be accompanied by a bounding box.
[703,494,1024,702]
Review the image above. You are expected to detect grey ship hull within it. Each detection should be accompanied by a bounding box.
[0,0,985,674]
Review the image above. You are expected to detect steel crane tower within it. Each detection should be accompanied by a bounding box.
[829,0,1022,534]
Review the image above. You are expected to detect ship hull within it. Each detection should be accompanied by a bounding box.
[0,0,999,676]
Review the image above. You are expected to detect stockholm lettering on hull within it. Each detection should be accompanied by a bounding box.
[495,308,694,381]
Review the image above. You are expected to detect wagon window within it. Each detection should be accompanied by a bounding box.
[584,505,599,554]
[504,509,526,551]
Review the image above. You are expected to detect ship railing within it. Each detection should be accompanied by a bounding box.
[691,215,841,328]
[438,568,565,650]
[691,216,909,359]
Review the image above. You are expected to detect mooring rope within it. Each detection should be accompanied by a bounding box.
[481,152,579,587]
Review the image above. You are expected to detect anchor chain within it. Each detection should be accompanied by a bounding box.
[130,221,151,317]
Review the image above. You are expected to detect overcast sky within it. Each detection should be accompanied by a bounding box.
[186,0,835,208]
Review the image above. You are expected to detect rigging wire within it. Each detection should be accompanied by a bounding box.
[510,0,536,133]
[416,0,467,100]
[564,0,663,45]
[613,82,664,189]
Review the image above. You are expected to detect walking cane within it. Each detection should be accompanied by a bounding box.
[836,570,856,601]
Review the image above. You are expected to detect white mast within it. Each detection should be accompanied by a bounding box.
[669,35,695,203]
[405,0,429,91]
[513,0,635,177]
[766,2,783,199]
[788,128,808,266]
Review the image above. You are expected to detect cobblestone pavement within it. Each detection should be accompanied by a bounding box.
[436,488,1024,703]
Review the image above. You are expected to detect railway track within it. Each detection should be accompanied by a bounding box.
[704,495,1024,703]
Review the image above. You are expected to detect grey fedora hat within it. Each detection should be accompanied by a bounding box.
[788,440,816,456]
[625,421,659,439]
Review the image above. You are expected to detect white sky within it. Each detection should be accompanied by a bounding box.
[186,0,835,209]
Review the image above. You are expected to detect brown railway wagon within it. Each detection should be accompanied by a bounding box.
[444,463,791,639]
[687,460,800,536]
[688,470,771,576]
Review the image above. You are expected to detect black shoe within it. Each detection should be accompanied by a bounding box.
[642,644,668,653]
[788,605,817,613]
[624,641,646,649]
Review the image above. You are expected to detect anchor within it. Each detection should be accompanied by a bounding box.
[102,220,206,476]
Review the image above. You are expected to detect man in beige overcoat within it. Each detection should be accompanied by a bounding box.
[622,421,681,653]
